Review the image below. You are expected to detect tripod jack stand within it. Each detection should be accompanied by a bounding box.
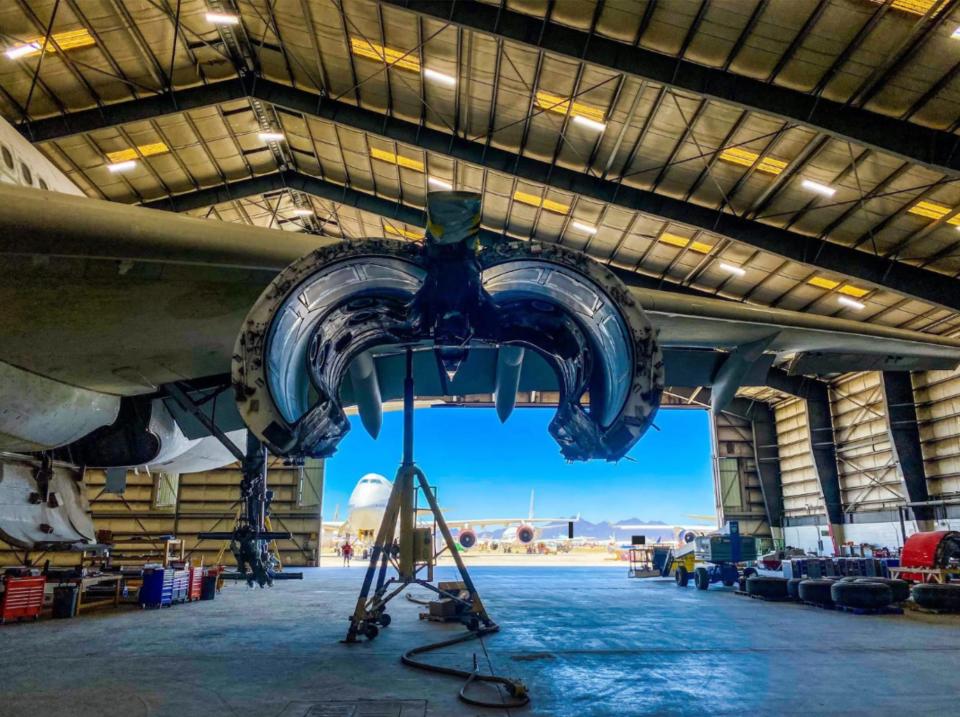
[344,348,492,643]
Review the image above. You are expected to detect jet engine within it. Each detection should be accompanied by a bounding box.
[458,528,477,549]
[516,524,535,544]
[233,192,662,462]
[682,530,705,544]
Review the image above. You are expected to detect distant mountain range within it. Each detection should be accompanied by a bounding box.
[477,517,682,541]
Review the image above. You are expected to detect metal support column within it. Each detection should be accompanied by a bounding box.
[767,370,844,552]
[881,371,933,528]
[728,398,784,539]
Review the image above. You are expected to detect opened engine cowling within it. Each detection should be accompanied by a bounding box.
[233,194,662,462]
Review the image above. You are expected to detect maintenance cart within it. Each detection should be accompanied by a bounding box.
[627,545,662,578]
[670,522,758,590]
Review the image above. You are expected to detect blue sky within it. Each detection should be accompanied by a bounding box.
[322,406,716,524]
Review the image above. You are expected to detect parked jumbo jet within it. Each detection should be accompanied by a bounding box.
[323,475,571,549]
[4,112,960,553]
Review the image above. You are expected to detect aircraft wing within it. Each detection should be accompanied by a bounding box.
[443,517,575,530]
[616,524,716,531]
[4,182,960,454]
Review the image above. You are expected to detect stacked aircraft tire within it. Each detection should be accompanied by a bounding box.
[745,576,788,600]
[854,577,910,603]
[797,579,834,606]
[786,578,804,601]
[830,580,892,610]
[912,584,960,612]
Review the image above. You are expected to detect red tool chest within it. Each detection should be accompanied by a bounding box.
[187,566,203,602]
[1,575,46,623]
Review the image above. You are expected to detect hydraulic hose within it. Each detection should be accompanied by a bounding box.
[401,623,530,709]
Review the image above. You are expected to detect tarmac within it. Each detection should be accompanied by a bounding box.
[2,565,960,716]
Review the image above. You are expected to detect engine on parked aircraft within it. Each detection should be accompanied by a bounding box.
[516,524,535,544]
[458,528,477,549]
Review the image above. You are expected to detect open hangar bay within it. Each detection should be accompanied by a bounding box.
[3,1,960,716]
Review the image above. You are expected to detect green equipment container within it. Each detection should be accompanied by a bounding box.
[700,535,758,563]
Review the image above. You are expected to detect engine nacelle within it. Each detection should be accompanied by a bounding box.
[516,524,535,544]
[682,530,705,544]
[458,528,477,549]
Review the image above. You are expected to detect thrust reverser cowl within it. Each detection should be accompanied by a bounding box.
[232,192,663,461]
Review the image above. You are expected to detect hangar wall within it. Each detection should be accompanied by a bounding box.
[761,367,960,554]
[0,462,324,568]
[914,368,960,500]
[710,407,772,539]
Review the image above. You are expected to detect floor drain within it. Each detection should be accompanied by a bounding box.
[278,700,427,717]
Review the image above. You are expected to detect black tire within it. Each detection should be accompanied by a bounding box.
[675,566,689,587]
[839,576,860,582]
[363,622,379,640]
[912,583,960,612]
[798,579,834,606]
[378,613,392,627]
[746,576,789,600]
[464,615,480,632]
[831,581,892,610]
[855,578,910,603]
[695,567,710,590]
[742,567,757,580]
[787,578,804,600]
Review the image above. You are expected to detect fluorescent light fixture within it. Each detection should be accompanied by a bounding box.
[838,296,865,311]
[953,25,960,38]
[292,208,314,217]
[572,115,607,132]
[5,42,41,60]
[428,176,452,190]
[719,262,746,277]
[206,12,240,25]
[423,68,456,87]
[107,160,136,173]
[571,220,597,235]
[258,131,285,142]
[801,179,836,197]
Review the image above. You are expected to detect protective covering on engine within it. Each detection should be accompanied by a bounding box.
[233,192,662,462]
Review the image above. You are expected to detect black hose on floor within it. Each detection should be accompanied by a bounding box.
[401,624,530,709]
[401,593,529,709]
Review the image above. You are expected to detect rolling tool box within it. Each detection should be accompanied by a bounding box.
[171,569,189,603]
[139,567,174,608]
[0,575,45,623]
[187,567,203,602]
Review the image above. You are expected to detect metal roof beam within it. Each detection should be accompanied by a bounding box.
[141,169,711,298]
[382,0,960,178]
[21,76,960,312]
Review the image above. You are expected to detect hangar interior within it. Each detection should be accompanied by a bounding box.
[3,0,960,715]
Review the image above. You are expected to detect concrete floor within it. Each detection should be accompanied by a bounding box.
[2,566,960,716]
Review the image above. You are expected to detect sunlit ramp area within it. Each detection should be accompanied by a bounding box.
[5,0,960,715]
